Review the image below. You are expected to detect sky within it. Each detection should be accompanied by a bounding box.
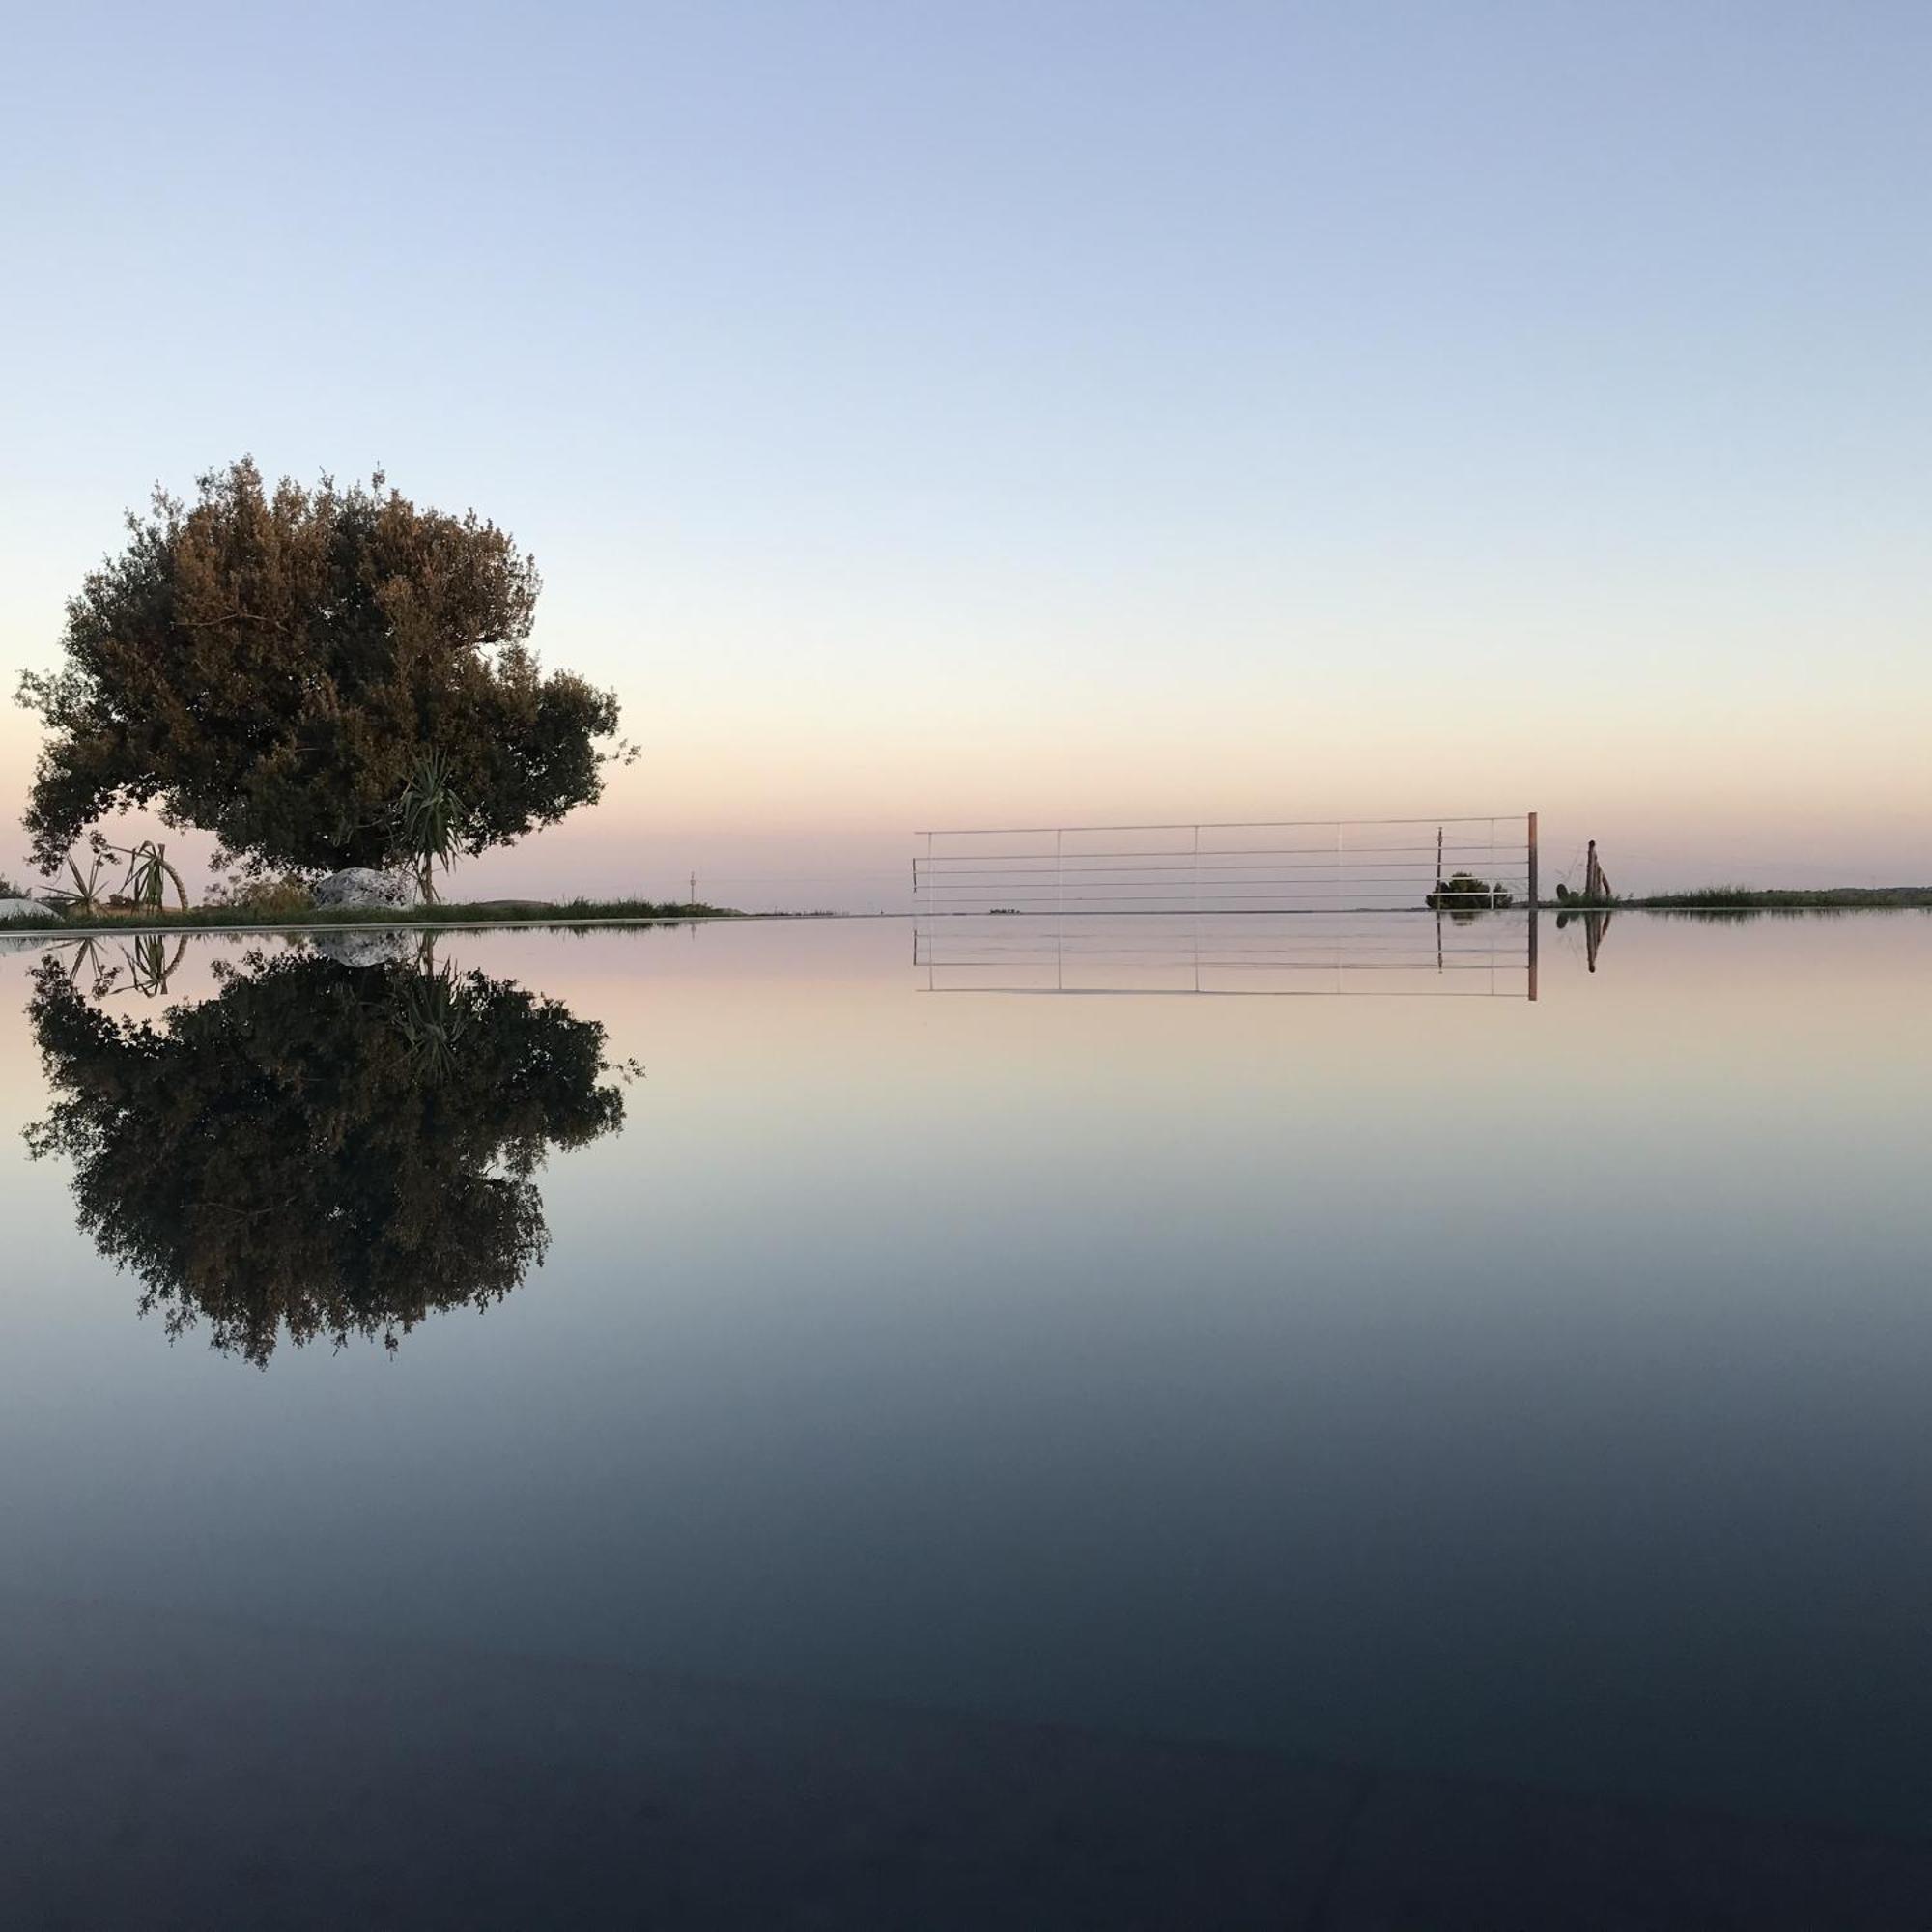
[2,0,1927,909]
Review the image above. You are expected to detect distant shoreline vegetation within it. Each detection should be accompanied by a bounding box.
[1548,886,1932,911]
[0,897,744,935]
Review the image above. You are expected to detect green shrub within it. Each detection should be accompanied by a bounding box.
[1427,871,1513,910]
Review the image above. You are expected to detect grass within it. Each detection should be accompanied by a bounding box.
[1547,885,1932,911]
[0,895,743,934]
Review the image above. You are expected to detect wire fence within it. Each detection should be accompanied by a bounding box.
[912,815,1535,916]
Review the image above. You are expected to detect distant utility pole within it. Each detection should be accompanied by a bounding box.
[688,869,696,905]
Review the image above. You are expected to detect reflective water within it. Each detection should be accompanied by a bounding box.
[2,912,1928,1840]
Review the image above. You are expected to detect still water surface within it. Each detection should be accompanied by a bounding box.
[2,912,1927,1839]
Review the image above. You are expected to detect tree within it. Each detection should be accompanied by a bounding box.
[25,946,633,1365]
[16,459,631,879]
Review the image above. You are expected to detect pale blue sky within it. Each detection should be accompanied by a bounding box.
[3,1,1927,904]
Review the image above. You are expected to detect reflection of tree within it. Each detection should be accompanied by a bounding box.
[26,949,632,1366]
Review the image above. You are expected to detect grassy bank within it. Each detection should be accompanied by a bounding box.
[0,897,743,936]
[1547,886,1932,911]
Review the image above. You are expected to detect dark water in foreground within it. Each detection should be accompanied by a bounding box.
[2,912,1928,1844]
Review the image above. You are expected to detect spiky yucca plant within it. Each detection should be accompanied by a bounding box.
[43,852,109,915]
[116,838,188,911]
[396,753,464,904]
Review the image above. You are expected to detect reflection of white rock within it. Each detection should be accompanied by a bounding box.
[313,868,420,911]
[0,897,51,923]
[313,930,416,968]
[0,934,57,954]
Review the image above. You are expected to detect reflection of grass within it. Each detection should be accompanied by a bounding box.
[0,896,741,934]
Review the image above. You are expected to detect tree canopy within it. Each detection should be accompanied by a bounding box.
[17,459,628,877]
[25,946,632,1365]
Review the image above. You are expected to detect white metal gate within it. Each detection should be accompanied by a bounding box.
[911,814,1540,997]
[913,814,1537,916]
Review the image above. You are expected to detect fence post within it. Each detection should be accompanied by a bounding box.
[1526,810,1540,1002]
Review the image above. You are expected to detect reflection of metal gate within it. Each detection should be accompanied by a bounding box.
[912,814,1540,999]
[912,911,1537,998]
[913,814,1538,916]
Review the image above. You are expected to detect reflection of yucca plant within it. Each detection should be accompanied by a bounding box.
[127,932,187,997]
[50,931,188,999]
[391,961,470,1078]
[397,752,464,903]
[54,936,110,992]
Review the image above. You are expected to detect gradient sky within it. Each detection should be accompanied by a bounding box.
[3,1,1927,907]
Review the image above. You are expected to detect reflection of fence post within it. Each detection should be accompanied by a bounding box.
[1526,811,1540,1002]
[919,833,931,988]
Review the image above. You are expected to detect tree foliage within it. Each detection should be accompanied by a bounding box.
[17,458,629,877]
[25,948,631,1365]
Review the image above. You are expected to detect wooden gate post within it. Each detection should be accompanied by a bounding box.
[1527,810,1540,1002]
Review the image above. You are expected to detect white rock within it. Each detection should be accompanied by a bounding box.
[0,897,51,923]
[312,930,418,968]
[312,868,420,912]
